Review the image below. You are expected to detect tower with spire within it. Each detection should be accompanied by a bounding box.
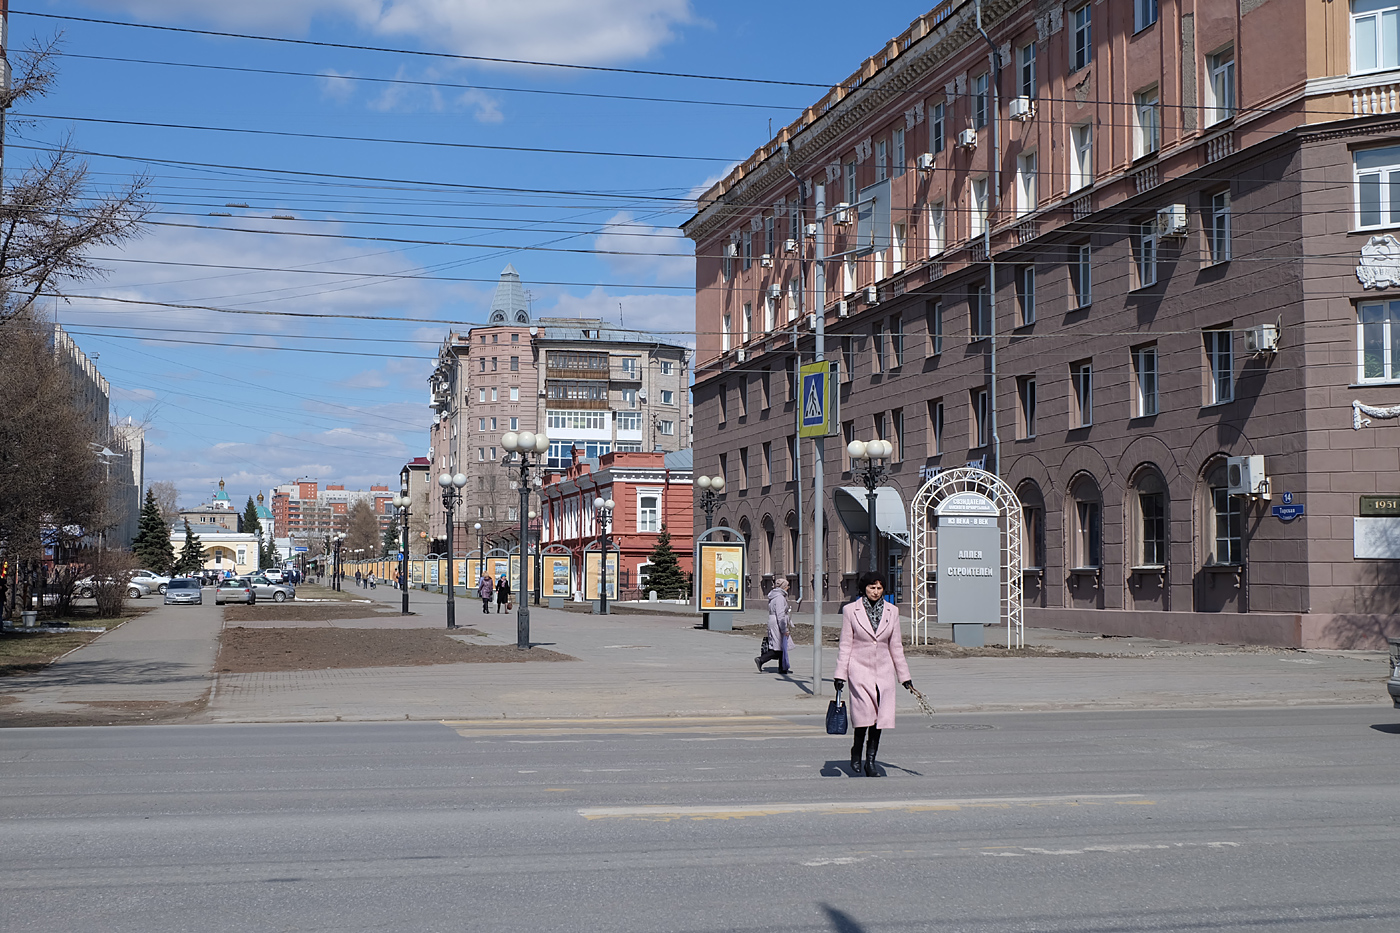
[487,264,529,325]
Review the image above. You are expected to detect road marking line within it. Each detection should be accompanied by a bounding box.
[981,841,1237,857]
[578,793,1146,822]
[802,856,869,867]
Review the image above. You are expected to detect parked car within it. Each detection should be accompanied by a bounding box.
[163,578,203,606]
[242,575,295,603]
[214,578,255,605]
[262,569,286,584]
[76,576,152,599]
[131,570,172,595]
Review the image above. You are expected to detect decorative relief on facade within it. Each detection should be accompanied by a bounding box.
[1035,3,1063,41]
[1357,234,1400,290]
[750,215,764,231]
[955,73,967,98]
[998,42,1012,69]
[1073,71,1092,107]
[855,137,873,163]
[826,161,841,183]
[944,80,957,103]
[1354,399,1400,429]
[904,102,924,128]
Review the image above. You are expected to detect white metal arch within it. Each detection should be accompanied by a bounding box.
[910,467,1024,648]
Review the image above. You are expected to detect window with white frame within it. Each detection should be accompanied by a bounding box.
[764,214,775,257]
[972,387,990,448]
[547,409,607,431]
[1355,145,1400,228]
[973,73,989,128]
[1133,344,1159,416]
[892,222,907,273]
[1359,300,1400,381]
[787,278,799,323]
[875,139,888,181]
[1017,265,1035,326]
[845,160,857,204]
[928,399,945,455]
[1135,220,1158,288]
[742,302,752,343]
[491,387,498,402]
[844,255,856,295]
[1135,0,1158,31]
[1071,4,1092,71]
[763,296,775,332]
[971,282,991,338]
[1134,87,1160,158]
[1071,123,1093,190]
[510,386,519,401]
[637,493,660,533]
[1016,151,1037,216]
[1017,375,1037,438]
[928,300,944,355]
[1209,474,1242,565]
[1353,0,1400,73]
[1073,496,1102,569]
[893,127,905,176]
[931,102,945,153]
[1206,47,1235,124]
[1019,43,1036,99]
[509,416,519,430]
[890,314,904,367]
[661,389,675,405]
[742,230,752,270]
[1205,329,1233,404]
[1071,360,1093,427]
[1207,190,1231,263]
[928,201,946,254]
[971,177,989,237]
[660,360,674,375]
[478,417,486,432]
[658,419,675,435]
[622,388,638,408]
[1074,242,1092,308]
[478,387,486,402]
[617,411,642,431]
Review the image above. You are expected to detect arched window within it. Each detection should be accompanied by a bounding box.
[1203,459,1241,565]
[1068,474,1102,569]
[1016,480,1046,570]
[761,515,776,575]
[1129,467,1168,569]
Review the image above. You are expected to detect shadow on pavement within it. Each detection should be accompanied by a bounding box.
[819,759,863,777]
[1369,723,1400,734]
[820,904,869,933]
[8,658,203,688]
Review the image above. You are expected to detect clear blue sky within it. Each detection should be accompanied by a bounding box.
[18,1,917,508]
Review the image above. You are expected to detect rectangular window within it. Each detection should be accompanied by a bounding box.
[509,416,518,431]
[1140,492,1166,565]
[617,411,641,431]
[890,315,904,368]
[1207,190,1231,264]
[1133,344,1159,416]
[765,214,774,257]
[1135,0,1158,32]
[658,420,675,435]
[491,387,498,402]
[844,255,857,294]
[892,407,904,461]
[872,323,885,374]
[622,388,638,408]
[892,222,907,273]
[1071,123,1093,190]
[842,420,856,469]
[620,357,637,377]
[785,356,797,400]
[479,417,486,432]
[1074,243,1092,308]
[1206,329,1234,404]
[931,102,945,154]
[1206,47,1235,124]
[972,177,989,238]
[739,448,750,491]
[1353,1,1400,73]
[1016,151,1037,216]
[719,453,727,487]
[739,378,748,420]
[843,336,855,381]
[661,360,675,375]
[789,434,800,481]
[1023,506,1045,569]
[763,296,775,332]
[478,387,486,402]
[1135,221,1158,289]
[479,358,486,373]
[1072,4,1092,71]
[510,386,519,401]
[722,312,732,351]
[1359,300,1400,381]
[546,410,608,431]
[893,127,906,177]
[928,301,944,355]
[742,230,752,270]
[762,441,772,486]
[1019,43,1036,99]
[928,399,945,456]
[1355,145,1400,229]
[510,356,519,371]
[1134,88,1161,159]
[638,495,660,533]
[845,160,857,205]
[1072,360,1093,427]
[971,282,991,338]
[478,448,485,462]
[928,201,946,254]
[742,302,753,343]
[662,389,675,406]
[719,385,728,425]
[973,73,989,128]
[875,138,888,182]
[760,368,771,410]
[1017,375,1037,439]
[1017,265,1035,326]
[972,388,990,448]
[790,197,800,242]
[1212,487,1242,564]
[723,239,733,281]
[1075,500,1102,567]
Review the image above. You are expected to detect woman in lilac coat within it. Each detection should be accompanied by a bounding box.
[833,571,914,777]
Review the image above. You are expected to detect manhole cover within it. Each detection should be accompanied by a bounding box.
[928,723,996,731]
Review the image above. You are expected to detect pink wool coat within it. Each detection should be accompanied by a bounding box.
[834,599,912,729]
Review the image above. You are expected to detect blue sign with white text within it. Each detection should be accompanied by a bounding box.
[1272,504,1305,522]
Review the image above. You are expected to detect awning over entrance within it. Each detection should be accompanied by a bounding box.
[834,486,910,546]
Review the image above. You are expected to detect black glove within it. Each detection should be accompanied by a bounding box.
[902,680,914,691]
[833,679,845,692]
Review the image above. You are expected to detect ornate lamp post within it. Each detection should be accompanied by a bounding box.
[438,471,468,629]
[391,476,411,616]
[695,474,725,530]
[847,439,893,574]
[593,495,615,615]
[332,532,346,591]
[501,429,550,649]
[473,522,484,579]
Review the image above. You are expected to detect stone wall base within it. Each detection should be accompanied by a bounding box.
[1025,607,1400,650]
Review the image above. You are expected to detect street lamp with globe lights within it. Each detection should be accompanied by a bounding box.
[332,532,346,591]
[390,483,411,616]
[501,429,550,648]
[473,522,484,579]
[847,439,894,574]
[593,496,616,614]
[695,474,725,530]
[438,471,468,629]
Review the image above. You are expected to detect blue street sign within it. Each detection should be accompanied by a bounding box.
[293,546,309,552]
[1282,491,1294,505]
[1272,504,1305,522]
[396,552,405,561]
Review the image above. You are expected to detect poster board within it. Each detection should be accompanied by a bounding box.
[410,560,424,584]
[542,554,573,598]
[583,551,619,600]
[697,542,746,611]
[508,556,536,594]
[427,561,440,585]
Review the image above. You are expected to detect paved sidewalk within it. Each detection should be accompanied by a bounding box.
[201,583,1393,724]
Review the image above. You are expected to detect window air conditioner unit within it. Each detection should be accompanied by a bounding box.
[784,238,798,253]
[760,253,773,268]
[805,223,819,238]
[958,129,978,149]
[833,203,852,225]
[768,284,782,299]
[1226,454,1267,498]
[1244,324,1279,354]
[806,312,818,331]
[915,152,935,171]
[865,286,879,305]
[837,299,849,317]
[736,349,747,363]
[1157,203,1188,236]
[1010,96,1035,121]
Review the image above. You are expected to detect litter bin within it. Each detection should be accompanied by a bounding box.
[21,610,38,628]
[1388,637,1400,709]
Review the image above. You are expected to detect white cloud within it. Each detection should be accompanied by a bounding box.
[544,288,693,348]
[81,0,696,65]
[593,211,693,285]
[317,69,359,102]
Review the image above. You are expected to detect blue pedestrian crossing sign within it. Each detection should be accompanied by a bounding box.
[799,361,839,437]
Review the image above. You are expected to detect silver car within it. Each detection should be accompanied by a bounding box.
[76,577,153,599]
[163,578,203,606]
[243,576,295,603]
[214,578,255,605]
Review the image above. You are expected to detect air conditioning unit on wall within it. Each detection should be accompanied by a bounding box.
[1010,96,1035,121]
[836,299,849,317]
[915,152,935,171]
[1157,204,1188,236]
[1226,455,1268,498]
[1245,324,1279,354]
[958,129,978,149]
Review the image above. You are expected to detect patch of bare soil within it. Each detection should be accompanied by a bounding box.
[0,696,208,728]
[217,626,576,672]
[222,603,404,623]
[736,623,1107,659]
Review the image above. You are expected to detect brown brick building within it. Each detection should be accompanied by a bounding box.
[683,0,1400,648]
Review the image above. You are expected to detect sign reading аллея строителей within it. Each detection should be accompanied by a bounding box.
[935,492,1000,626]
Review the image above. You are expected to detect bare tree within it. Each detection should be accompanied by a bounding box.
[343,500,382,558]
[148,480,180,527]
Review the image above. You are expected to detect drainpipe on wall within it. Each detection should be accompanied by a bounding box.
[976,0,1003,477]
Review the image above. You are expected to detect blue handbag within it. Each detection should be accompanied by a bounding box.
[825,687,849,735]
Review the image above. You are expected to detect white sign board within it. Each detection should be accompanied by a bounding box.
[1355,517,1400,558]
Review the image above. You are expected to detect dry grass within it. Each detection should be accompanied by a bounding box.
[0,614,136,677]
[222,602,402,623]
[217,626,576,672]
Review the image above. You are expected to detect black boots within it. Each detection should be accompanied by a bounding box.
[865,728,883,777]
[850,726,867,775]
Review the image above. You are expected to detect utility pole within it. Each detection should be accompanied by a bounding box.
[976,0,1003,477]
[812,183,827,696]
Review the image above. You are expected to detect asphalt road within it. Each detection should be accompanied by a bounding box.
[4,706,1400,932]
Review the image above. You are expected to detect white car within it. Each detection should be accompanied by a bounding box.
[131,570,172,595]
[76,577,153,599]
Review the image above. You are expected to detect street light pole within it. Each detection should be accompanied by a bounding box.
[438,472,467,629]
[848,440,893,575]
[332,533,345,590]
[392,471,411,616]
[593,495,615,614]
[474,522,484,580]
[502,430,549,649]
[695,474,725,530]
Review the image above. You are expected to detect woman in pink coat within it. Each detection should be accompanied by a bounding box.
[833,571,914,777]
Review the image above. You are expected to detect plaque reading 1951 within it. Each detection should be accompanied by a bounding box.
[1359,496,1400,516]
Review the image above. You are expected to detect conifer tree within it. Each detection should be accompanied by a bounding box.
[131,488,175,574]
[241,495,261,536]
[644,525,688,599]
[174,519,204,575]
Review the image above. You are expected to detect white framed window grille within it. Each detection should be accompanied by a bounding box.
[1135,221,1158,289]
[892,127,905,177]
[658,419,675,435]
[742,230,752,270]
[1071,123,1093,190]
[1074,243,1092,308]
[661,389,675,405]
[973,73,989,128]
[1134,87,1160,159]
[843,256,856,295]
[1359,300,1400,382]
[1205,329,1233,404]
[928,201,945,254]
[1071,360,1093,427]
[510,386,519,401]
[617,411,642,431]
[971,177,989,238]
[478,387,486,402]
[1211,486,1242,565]
[1017,375,1037,439]
[764,296,775,332]
[509,417,519,430]
[1017,265,1035,326]
[1135,0,1158,32]
[931,102,945,153]
[1207,190,1231,263]
[1133,344,1159,417]
[1353,0,1400,73]
[1016,151,1037,216]
[660,360,674,375]
[875,139,888,181]
[547,410,607,431]
[892,222,907,273]
[1206,48,1235,124]
[1355,145,1400,229]
[1019,43,1036,99]
[637,493,660,533]
[845,160,857,204]
[929,300,944,355]
[1071,4,1092,71]
[491,387,498,401]
[765,214,774,256]
[787,278,799,323]
[742,302,752,343]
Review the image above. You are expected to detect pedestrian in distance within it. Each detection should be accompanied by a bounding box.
[477,573,494,613]
[496,573,511,613]
[755,577,793,674]
[355,569,362,588]
[368,572,376,590]
[833,571,915,777]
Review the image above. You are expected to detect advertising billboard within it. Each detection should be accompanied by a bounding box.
[583,551,619,600]
[697,542,746,611]
[542,554,573,598]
